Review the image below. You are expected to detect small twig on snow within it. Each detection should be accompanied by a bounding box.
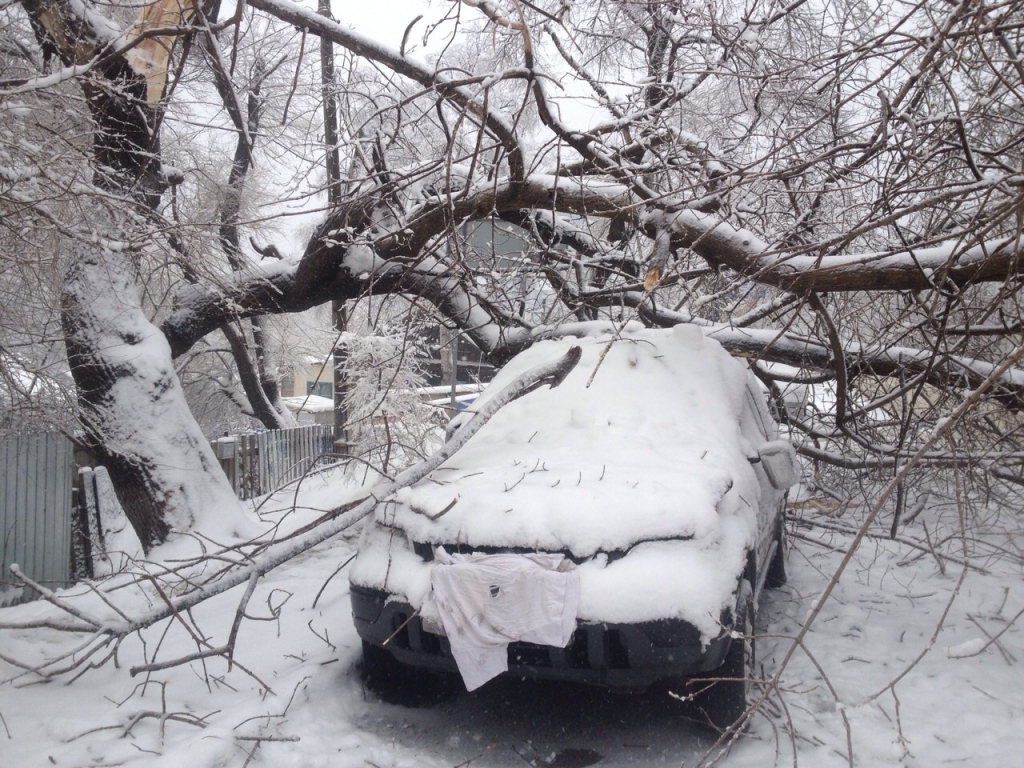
[312,552,357,609]
[960,606,1024,661]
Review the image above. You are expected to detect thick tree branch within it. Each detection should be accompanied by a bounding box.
[157,165,1024,410]
[19,0,194,203]
[160,176,631,357]
[660,206,1024,292]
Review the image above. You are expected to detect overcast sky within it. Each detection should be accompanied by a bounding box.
[332,0,453,55]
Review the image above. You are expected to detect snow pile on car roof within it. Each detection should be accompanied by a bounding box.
[384,323,763,558]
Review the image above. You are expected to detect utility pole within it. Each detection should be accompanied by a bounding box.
[444,326,460,416]
[319,0,348,456]
[446,222,468,415]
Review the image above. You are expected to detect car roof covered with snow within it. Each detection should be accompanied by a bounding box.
[378,322,772,559]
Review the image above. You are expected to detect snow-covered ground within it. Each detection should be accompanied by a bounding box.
[1,468,1022,767]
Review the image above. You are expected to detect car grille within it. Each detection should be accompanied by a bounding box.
[388,607,636,671]
[411,540,630,565]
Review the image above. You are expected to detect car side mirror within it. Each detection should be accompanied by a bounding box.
[757,441,799,489]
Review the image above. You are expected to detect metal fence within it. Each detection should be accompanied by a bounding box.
[0,433,74,606]
[213,424,336,500]
[0,426,334,605]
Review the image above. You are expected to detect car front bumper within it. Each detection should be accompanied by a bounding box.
[351,583,733,690]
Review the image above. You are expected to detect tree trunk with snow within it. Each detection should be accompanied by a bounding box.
[62,231,245,550]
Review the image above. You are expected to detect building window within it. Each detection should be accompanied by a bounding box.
[306,381,332,398]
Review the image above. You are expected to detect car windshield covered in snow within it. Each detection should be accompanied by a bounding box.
[350,322,795,727]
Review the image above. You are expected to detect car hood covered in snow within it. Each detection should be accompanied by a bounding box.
[377,323,764,558]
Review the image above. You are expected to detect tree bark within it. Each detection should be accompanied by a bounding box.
[62,233,245,549]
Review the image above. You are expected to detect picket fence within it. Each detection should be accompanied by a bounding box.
[214,424,336,500]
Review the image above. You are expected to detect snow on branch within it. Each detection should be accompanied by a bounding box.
[551,286,1024,410]
[159,176,630,358]
[663,207,1024,292]
[158,161,1024,409]
[459,0,526,31]
[705,324,1024,411]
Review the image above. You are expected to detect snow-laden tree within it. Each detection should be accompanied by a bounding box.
[337,321,441,473]
[4,0,1024,548]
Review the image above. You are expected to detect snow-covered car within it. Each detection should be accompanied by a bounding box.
[349,323,796,727]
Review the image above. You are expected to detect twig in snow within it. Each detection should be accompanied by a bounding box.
[862,566,969,703]
[788,529,847,554]
[453,741,498,767]
[794,517,989,574]
[8,566,100,630]
[920,521,946,576]
[130,648,229,677]
[306,619,335,651]
[240,740,261,768]
[129,573,262,682]
[891,687,911,761]
[68,707,214,744]
[312,552,357,609]
[966,614,1016,664]
[961,606,1024,661]
[504,473,527,492]
[233,676,310,748]
[793,636,853,766]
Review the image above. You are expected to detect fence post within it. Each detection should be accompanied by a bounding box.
[76,467,99,579]
[213,437,238,493]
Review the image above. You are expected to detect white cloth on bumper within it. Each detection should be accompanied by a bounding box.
[428,548,580,691]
